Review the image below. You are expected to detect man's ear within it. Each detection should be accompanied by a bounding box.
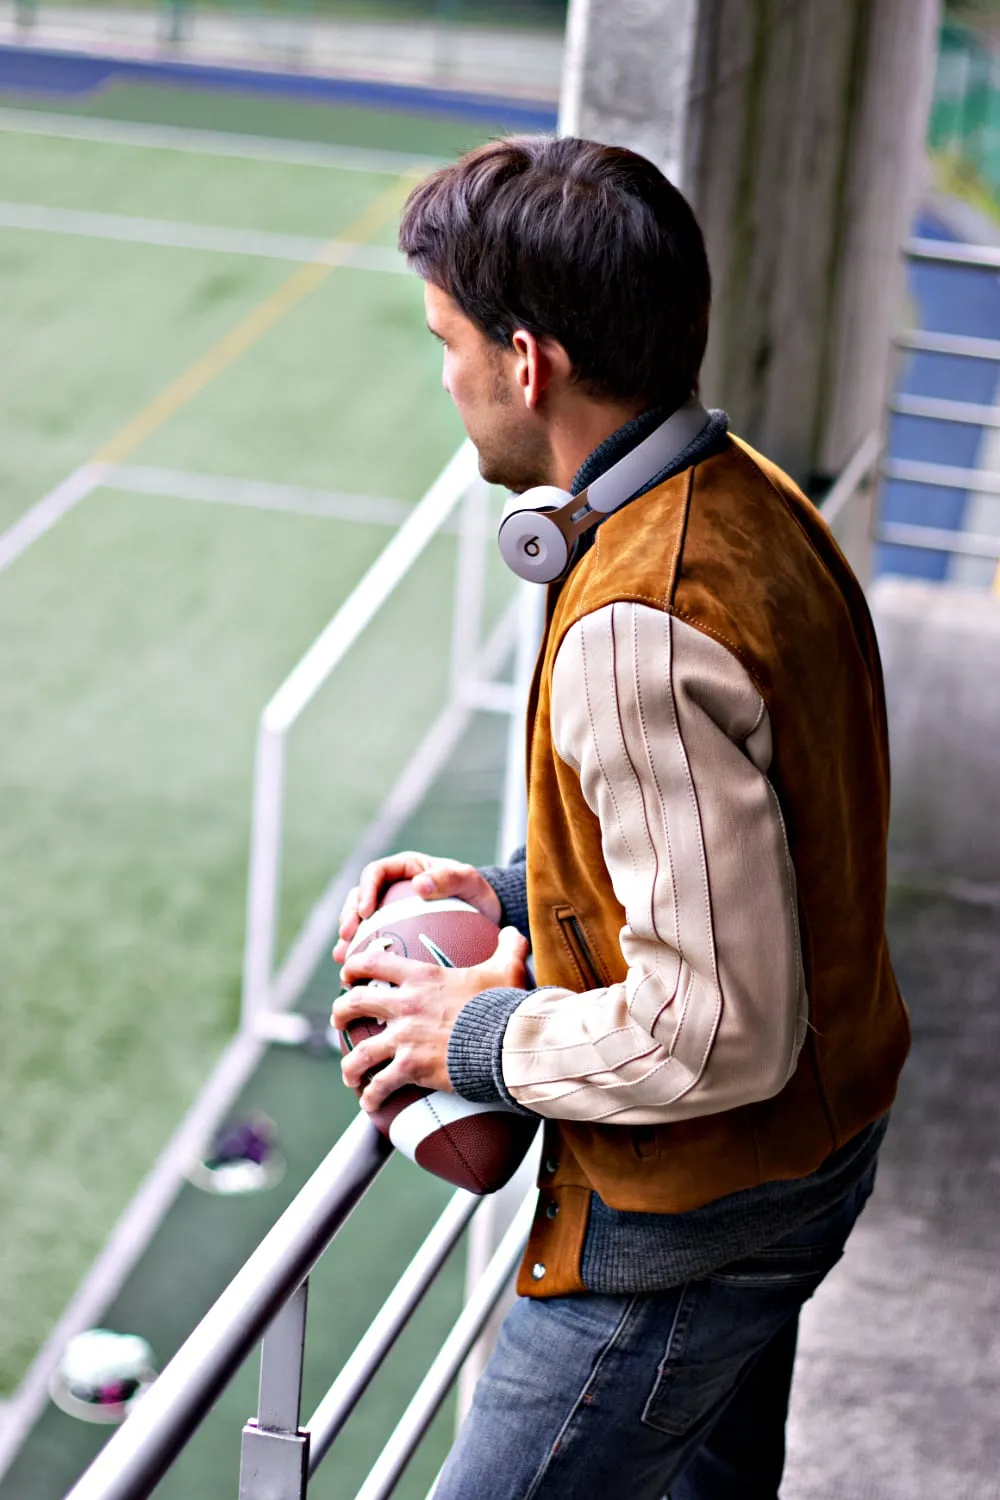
[511,329,571,410]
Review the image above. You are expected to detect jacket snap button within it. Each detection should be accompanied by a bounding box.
[531,1262,546,1281]
[543,1157,559,1175]
[545,1200,559,1219]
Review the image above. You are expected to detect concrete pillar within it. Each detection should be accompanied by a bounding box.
[559,0,941,579]
[872,578,1000,891]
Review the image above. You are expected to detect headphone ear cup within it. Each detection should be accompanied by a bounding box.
[497,488,573,583]
[498,510,571,584]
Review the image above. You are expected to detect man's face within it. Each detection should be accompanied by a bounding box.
[424,282,551,493]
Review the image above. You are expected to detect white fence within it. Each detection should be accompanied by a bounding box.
[239,440,533,1045]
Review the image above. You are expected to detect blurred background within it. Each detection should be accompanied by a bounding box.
[0,1,998,1497]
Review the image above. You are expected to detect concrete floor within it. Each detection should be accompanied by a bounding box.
[784,883,1000,1499]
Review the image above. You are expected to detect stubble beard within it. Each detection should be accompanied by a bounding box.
[473,369,553,493]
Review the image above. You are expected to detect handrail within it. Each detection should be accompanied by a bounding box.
[240,440,482,1034]
[306,1188,479,1469]
[882,456,1000,495]
[263,442,480,737]
[893,328,1000,360]
[906,237,1000,270]
[65,1115,391,1500]
[353,1192,537,1500]
[817,430,881,529]
[876,521,1000,560]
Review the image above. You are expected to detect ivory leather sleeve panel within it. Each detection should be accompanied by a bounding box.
[502,602,809,1124]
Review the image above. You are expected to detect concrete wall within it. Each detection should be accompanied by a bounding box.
[559,0,941,568]
[872,579,1000,891]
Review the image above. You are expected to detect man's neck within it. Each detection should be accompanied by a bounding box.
[544,400,645,491]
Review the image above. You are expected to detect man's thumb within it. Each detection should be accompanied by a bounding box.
[495,925,530,962]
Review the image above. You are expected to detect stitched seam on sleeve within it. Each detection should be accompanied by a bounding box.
[606,604,661,948]
[665,617,723,1083]
[649,609,681,953]
[746,695,766,739]
[668,607,763,692]
[624,603,665,947]
[581,611,638,881]
[669,615,721,995]
[765,778,808,1078]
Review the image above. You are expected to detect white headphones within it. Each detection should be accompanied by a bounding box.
[497,399,711,584]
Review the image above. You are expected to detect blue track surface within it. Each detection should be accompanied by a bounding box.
[880,210,1000,580]
[0,42,559,130]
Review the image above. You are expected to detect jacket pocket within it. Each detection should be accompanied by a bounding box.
[553,905,607,989]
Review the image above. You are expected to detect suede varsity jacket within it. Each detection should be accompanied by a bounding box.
[448,409,909,1299]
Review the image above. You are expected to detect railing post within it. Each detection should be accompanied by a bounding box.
[239,1279,311,1500]
[241,720,286,1036]
[449,478,488,703]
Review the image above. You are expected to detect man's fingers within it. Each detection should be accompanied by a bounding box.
[485,925,530,987]
[360,1057,410,1115]
[412,864,503,924]
[331,981,395,1032]
[340,1030,394,1093]
[337,885,361,942]
[341,947,432,990]
[357,853,428,920]
[494,925,530,963]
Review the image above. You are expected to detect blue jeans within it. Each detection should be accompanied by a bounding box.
[435,1166,876,1500]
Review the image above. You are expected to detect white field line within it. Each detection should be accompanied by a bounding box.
[0,201,406,272]
[0,1030,266,1484]
[0,106,443,176]
[0,462,110,576]
[0,463,416,582]
[106,465,413,527]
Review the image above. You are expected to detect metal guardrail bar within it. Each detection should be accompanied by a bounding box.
[240,439,480,1032]
[306,1189,479,1472]
[882,457,1000,494]
[353,1192,537,1500]
[889,393,1000,427]
[66,1115,392,1500]
[263,442,479,737]
[876,522,1000,560]
[907,237,1000,270]
[894,329,1000,361]
[817,430,881,529]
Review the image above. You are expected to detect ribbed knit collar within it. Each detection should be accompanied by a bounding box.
[570,404,730,498]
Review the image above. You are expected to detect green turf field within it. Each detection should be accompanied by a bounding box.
[0,77,519,1491]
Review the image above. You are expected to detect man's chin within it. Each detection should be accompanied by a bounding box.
[476,453,542,493]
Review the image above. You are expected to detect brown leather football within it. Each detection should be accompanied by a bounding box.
[340,880,537,1194]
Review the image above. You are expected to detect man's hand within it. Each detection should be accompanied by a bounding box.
[332,926,528,1113]
[332,850,502,964]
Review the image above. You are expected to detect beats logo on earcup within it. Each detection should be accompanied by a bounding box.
[497,488,574,583]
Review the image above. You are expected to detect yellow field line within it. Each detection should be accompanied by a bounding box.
[95,170,419,467]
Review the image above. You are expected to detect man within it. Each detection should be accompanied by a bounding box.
[332,137,909,1500]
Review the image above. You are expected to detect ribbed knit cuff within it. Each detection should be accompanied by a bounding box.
[476,851,529,940]
[447,986,535,1114]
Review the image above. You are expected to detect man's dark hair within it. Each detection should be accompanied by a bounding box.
[399,136,711,414]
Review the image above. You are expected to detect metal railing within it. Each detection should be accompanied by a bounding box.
[240,442,527,1047]
[869,236,1000,575]
[59,429,541,1500]
[65,1113,536,1500]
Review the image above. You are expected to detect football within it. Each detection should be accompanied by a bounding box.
[339,879,537,1194]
